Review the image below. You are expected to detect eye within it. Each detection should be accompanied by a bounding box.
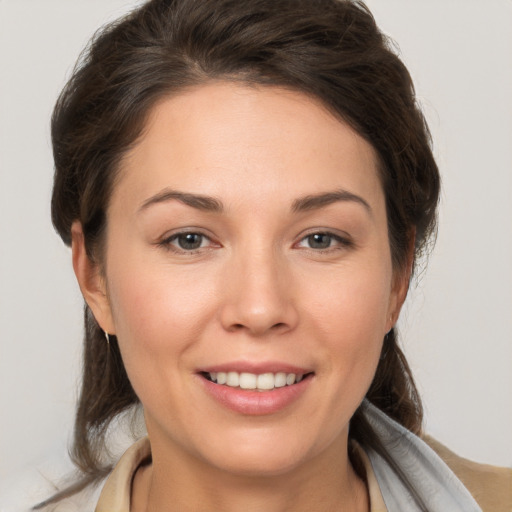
[304,233,334,249]
[160,231,213,252]
[297,232,352,251]
[174,233,206,250]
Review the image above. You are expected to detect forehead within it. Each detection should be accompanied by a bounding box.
[114,82,383,213]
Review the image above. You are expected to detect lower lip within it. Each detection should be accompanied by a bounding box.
[198,375,313,415]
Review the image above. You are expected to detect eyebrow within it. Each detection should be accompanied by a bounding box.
[292,189,372,215]
[139,188,224,213]
[139,187,371,215]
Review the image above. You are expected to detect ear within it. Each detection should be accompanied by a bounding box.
[71,221,116,335]
[386,231,415,332]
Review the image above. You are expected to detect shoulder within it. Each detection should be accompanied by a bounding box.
[423,435,512,512]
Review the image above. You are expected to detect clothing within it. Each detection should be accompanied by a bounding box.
[92,401,511,511]
[360,401,511,511]
[2,402,510,511]
[94,436,388,511]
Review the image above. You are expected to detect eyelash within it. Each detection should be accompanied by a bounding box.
[157,230,353,254]
[295,232,353,252]
[158,231,216,254]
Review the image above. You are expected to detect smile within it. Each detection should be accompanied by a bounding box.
[198,368,314,415]
[203,371,307,391]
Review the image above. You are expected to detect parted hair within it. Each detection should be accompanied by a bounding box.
[46,0,440,505]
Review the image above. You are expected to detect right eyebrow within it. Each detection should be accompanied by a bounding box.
[138,188,224,213]
[291,189,372,216]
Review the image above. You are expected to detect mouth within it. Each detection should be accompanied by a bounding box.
[200,371,314,391]
[197,366,315,415]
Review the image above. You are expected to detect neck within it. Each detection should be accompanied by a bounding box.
[132,434,369,512]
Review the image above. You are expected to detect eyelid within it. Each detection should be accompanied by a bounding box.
[294,229,354,250]
[157,228,220,253]
[155,227,353,254]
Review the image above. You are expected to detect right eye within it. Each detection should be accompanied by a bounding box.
[301,233,336,250]
[159,231,214,253]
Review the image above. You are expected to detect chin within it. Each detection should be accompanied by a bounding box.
[195,427,331,478]
[208,450,309,478]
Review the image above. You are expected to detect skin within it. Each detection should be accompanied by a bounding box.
[72,82,409,512]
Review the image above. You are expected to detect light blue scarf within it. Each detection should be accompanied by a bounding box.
[361,400,482,511]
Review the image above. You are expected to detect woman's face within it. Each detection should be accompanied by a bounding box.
[80,82,405,476]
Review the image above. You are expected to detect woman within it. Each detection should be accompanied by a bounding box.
[18,0,510,510]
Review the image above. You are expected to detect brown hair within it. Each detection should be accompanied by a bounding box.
[44,0,439,505]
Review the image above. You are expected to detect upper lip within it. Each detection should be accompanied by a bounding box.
[197,361,313,375]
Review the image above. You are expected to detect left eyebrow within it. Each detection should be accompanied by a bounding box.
[291,189,372,216]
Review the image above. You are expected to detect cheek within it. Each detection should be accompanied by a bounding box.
[105,261,219,385]
[303,262,391,383]
[307,264,391,339]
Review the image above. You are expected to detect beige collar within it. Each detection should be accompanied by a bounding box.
[353,443,388,512]
[95,437,386,511]
[95,437,150,511]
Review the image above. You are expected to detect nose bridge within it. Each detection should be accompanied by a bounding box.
[220,239,297,335]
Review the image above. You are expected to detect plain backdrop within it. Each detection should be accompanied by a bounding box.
[0,0,511,484]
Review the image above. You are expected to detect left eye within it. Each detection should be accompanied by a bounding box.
[298,233,345,250]
[167,232,210,251]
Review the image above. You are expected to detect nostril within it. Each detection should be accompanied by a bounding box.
[227,321,288,334]
[227,323,245,332]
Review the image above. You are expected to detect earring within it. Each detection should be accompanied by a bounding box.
[104,331,110,345]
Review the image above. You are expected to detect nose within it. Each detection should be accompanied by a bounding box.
[219,249,299,337]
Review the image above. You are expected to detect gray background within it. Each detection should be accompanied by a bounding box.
[1,0,511,482]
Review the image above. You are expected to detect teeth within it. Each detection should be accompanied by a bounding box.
[226,372,239,387]
[239,373,257,389]
[257,373,274,390]
[207,371,306,390]
[274,372,287,388]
